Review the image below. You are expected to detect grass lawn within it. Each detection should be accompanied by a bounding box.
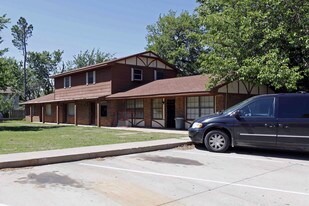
[0,120,183,154]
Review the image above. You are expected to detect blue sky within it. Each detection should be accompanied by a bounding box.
[0,0,198,62]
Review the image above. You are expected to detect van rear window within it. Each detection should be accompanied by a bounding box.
[278,96,309,118]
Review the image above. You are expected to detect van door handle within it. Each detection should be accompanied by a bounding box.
[278,124,289,129]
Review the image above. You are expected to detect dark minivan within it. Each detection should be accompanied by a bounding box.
[188,93,309,152]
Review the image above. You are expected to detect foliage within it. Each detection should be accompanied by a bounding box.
[11,17,33,56]
[0,14,10,56]
[11,17,33,99]
[0,57,22,91]
[65,48,115,71]
[197,0,309,92]
[0,94,14,117]
[27,50,63,99]
[146,10,206,76]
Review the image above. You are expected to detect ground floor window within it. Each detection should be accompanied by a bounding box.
[67,103,75,116]
[45,104,52,116]
[152,98,163,119]
[101,101,107,117]
[126,99,144,118]
[186,96,214,119]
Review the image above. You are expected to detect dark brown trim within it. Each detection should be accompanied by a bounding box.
[51,51,178,78]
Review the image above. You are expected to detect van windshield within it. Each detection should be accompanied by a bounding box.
[222,96,255,115]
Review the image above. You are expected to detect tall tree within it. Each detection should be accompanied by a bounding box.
[0,14,10,56]
[65,49,114,71]
[11,17,33,100]
[0,14,11,91]
[27,50,63,99]
[146,10,206,76]
[197,0,309,92]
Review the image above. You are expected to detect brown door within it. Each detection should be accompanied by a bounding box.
[63,104,67,123]
[90,102,96,125]
[166,99,175,128]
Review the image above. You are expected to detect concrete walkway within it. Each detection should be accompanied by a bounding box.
[0,137,191,169]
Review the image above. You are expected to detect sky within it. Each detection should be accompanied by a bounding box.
[0,0,198,62]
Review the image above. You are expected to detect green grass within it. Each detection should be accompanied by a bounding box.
[0,120,183,154]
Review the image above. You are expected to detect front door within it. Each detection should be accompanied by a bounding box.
[63,104,67,123]
[90,102,96,125]
[233,96,277,147]
[166,99,175,128]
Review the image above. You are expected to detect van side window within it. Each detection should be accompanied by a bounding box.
[278,96,309,118]
[240,97,275,117]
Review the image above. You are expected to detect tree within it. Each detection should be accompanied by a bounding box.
[146,10,206,76]
[65,49,114,71]
[11,17,33,100]
[197,0,309,92]
[27,50,63,99]
[0,14,10,56]
[0,14,10,90]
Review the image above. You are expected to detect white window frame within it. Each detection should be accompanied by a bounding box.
[186,96,214,120]
[64,76,71,88]
[86,71,96,85]
[131,68,143,81]
[45,104,52,116]
[67,103,75,116]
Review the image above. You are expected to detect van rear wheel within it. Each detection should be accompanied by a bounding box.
[204,130,230,152]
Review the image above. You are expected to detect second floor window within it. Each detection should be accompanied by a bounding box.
[86,71,96,85]
[154,70,164,80]
[131,68,143,81]
[64,76,71,88]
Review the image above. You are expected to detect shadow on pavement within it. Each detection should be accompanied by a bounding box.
[193,143,309,161]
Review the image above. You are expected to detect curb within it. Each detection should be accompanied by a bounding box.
[0,138,191,169]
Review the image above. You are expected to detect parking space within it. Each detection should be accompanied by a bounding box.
[1,146,309,206]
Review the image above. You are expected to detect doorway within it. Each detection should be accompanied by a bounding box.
[166,99,175,128]
[90,102,96,125]
[63,104,67,123]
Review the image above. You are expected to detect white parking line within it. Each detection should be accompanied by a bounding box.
[171,150,283,163]
[80,163,309,196]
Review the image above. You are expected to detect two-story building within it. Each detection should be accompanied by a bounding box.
[23,51,274,129]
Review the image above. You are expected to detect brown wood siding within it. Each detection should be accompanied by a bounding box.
[111,63,177,93]
[54,67,112,100]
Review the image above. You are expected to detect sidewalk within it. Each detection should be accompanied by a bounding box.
[0,137,191,169]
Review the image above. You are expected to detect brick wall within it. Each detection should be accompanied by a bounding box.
[175,97,185,118]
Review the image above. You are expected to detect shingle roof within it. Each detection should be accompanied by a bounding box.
[51,51,178,78]
[21,93,56,104]
[107,75,212,99]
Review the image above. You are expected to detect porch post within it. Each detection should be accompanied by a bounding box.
[74,101,78,126]
[96,101,100,127]
[30,105,33,122]
[41,104,45,123]
[56,103,59,124]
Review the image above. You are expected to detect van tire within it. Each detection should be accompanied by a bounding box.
[204,130,230,152]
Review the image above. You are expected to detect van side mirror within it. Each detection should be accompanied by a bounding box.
[231,110,241,120]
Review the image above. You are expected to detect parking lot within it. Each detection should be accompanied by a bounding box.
[1,145,309,206]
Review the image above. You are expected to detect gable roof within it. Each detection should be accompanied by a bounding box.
[107,75,212,99]
[52,51,178,78]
